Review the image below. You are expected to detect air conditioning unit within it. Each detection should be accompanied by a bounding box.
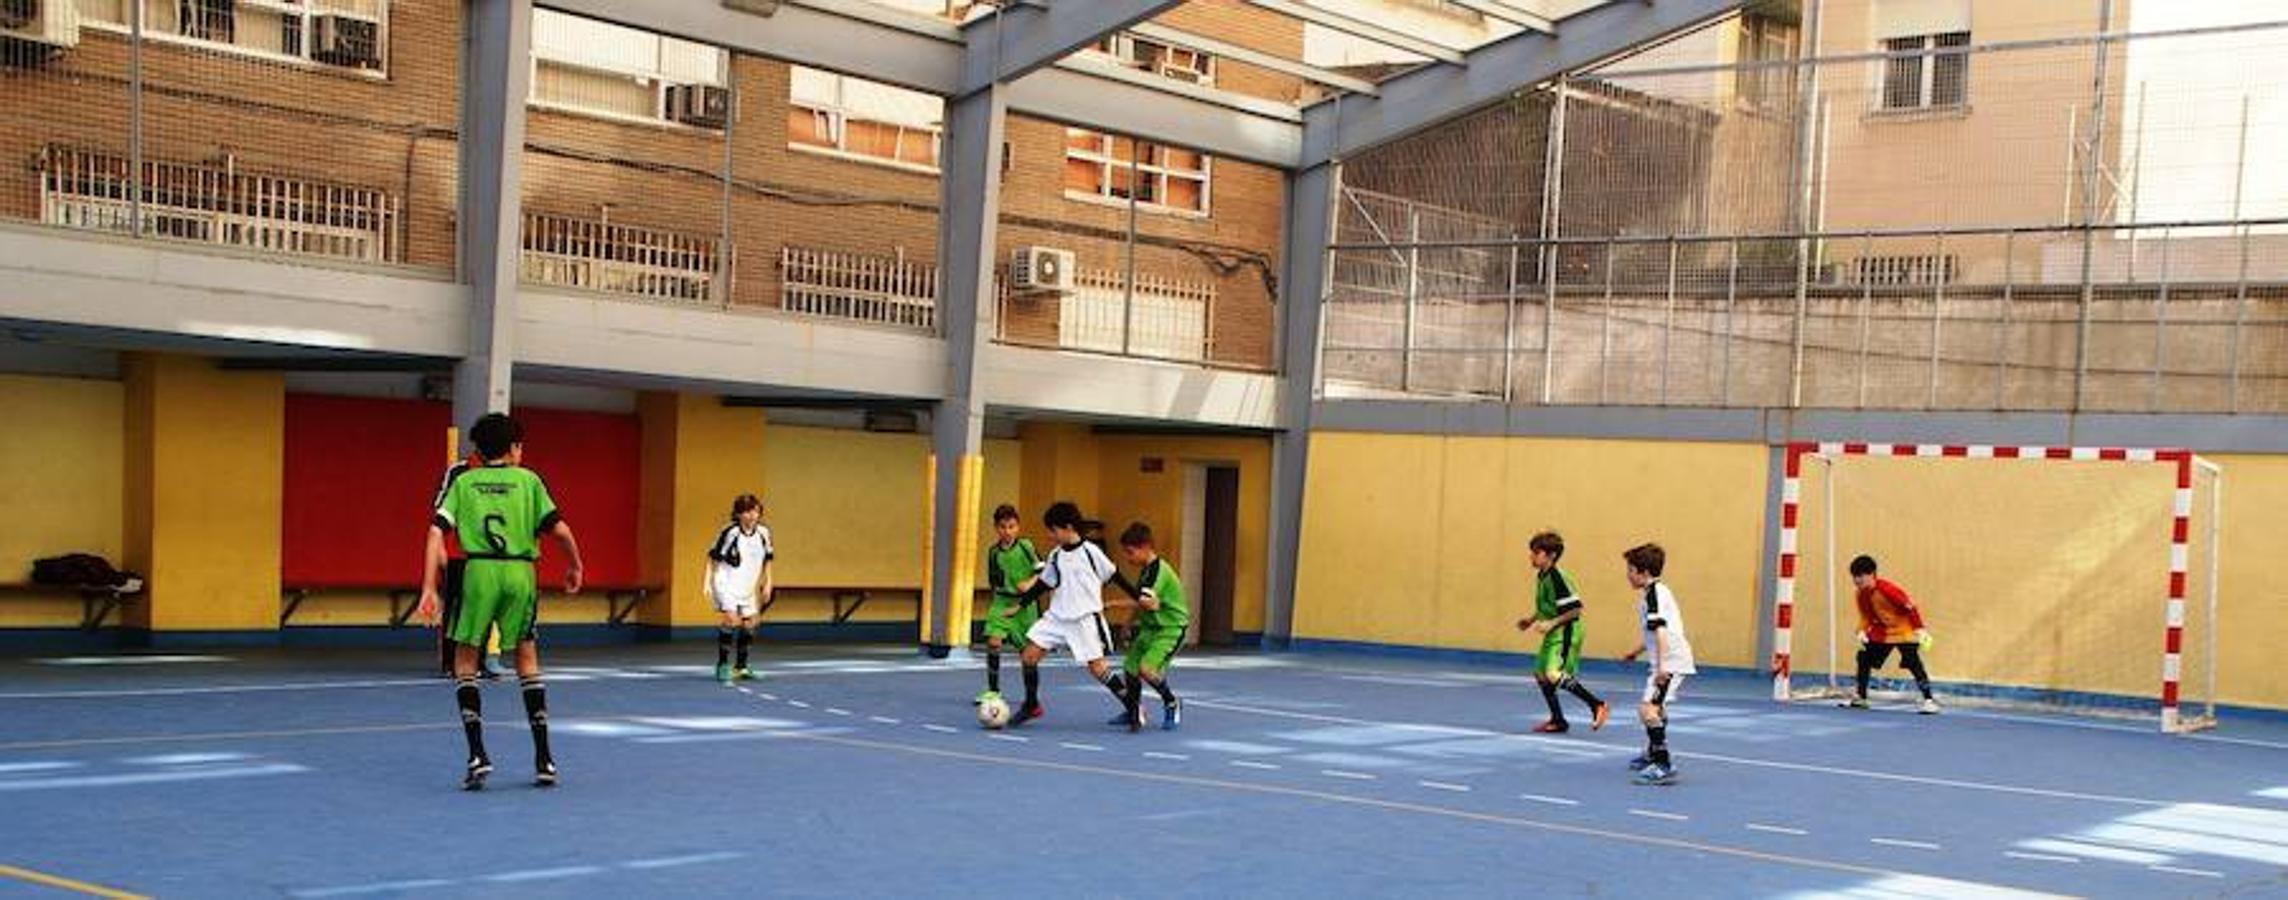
[1011,246,1075,293]
[310,13,381,69]
[0,0,80,55]
[666,84,731,129]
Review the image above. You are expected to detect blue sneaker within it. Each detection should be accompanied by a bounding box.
[1162,699,1182,730]
[714,663,733,685]
[1628,754,1652,772]
[1632,763,1678,786]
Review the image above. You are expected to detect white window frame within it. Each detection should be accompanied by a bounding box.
[787,68,945,175]
[79,0,393,78]
[1063,129,1212,218]
[1085,34,1216,87]
[1876,31,1970,113]
[529,10,727,129]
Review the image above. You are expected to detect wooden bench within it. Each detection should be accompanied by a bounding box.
[761,586,915,625]
[0,581,141,631]
[281,585,657,627]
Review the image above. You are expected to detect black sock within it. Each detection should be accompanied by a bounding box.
[1564,679,1604,710]
[1647,724,1670,766]
[986,650,1002,694]
[1902,647,1933,699]
[1100,670,1128,703]
[520,675,551,766]
[456,677,487,761]
[1123,673,1144,717]
[1855,647,1875,698]
[1021,664,1041,707]
[717,628,733,666]
[1145,673,1176,705]
[735,628,753,669]
[1538,680,1566,724]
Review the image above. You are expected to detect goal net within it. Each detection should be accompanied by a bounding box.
[1772,443,2221,733]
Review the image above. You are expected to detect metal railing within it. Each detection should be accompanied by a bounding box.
[519,211,720,302]
[780,245,939,331]
[38,145,397,264]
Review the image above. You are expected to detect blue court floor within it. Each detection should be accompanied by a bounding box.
[2,642,2285,898]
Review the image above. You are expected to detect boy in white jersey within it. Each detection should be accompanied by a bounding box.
[704,494,774,684]
[1618,543,1694,786]
[1009,501,1142,728]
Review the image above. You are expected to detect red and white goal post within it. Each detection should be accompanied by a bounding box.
[1769,442,2223,734]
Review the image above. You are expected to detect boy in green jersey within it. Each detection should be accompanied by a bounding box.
[416,413,586,791]
[979,503,1042,703]
[1115,522,1189,731]
[1514,531,1609,734]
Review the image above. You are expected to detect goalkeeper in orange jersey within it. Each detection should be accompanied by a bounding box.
[1847,555,1938,715]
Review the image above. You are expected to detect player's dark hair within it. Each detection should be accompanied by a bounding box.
[1528,530,1564,561]
[1849,555,1878,577]
[1624,543,1666,578]
[1043,501,1083,531]
[992,503,1021,524]
[1118,522,1154,548]
[731,494,762,518]
[469,413,522,461]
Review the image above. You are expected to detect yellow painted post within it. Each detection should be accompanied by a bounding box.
[918,453,939,645]
[944,453,985,646]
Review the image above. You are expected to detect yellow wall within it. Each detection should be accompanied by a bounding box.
[1092,434,1273,636]
[121,354,284,632]
[1293,433,1770,667]
[0,374,125,626]
[2201,453,2288,710]
[637,392,769,628]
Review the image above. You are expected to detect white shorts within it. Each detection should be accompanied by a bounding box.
[714,594,760,618]
[1643,672,1686,706]
[1026,614,1111,664]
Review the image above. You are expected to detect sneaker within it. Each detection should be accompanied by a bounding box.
[461,755,493,792]
[1627,754,1652,772]
[1012,703,1044,727]
[733,667,757,682]
[1162,699,1182,731]
[1533,720,1570,734]
[1917,698,1941,715]
[1632,763,1678,786]
[1590,702,1611,731]
[1106,711,1135,727]
[1843,697,1871,710]
[714,663,733,685]
[534,760,559,788]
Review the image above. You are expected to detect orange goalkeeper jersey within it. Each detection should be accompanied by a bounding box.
[1855,577,1925,644]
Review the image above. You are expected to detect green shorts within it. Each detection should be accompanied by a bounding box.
[982,595,1039,645]
[1536,620,1585,680]
[450,559,538,649]
[1123,624,1186,676]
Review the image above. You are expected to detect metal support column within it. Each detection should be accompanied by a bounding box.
[454,0,535,432]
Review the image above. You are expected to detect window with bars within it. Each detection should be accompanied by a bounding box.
[1735,14,1799,111]
[38,145,397,263]
[1848,254,1958,286]
[1062,130,1210,216]
[787,66,945,172]
[530,9,727,127]
[1879,31,1970,112]
[1087,34,1215,86]
[76,0,390,72]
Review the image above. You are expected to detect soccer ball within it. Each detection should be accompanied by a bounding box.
[977,695,1012,730]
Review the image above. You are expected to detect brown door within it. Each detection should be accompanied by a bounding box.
[1200,466,1240,646]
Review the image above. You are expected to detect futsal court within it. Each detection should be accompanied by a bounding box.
[3,643,2284,898]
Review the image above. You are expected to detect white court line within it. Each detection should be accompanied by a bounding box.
[1630,810,1689,822]
[481,866,605,883]
[1144,752,1191,761]
[1231,760,1282,771]
[1419,780,1471,793]
[1746,824,1808,836]
[922,724,959,734]
[2147,864,2224,878]
[1060,742,1105,752]
[292,878,456,897]
[1321,769,1377,781]
[825,708,853,716]
[987,734,1029,743]
[2004,852,2081,864]
[1871,838,1942,851]
[786,701,812,709]
[868,716,902,725]
[1521,794,1580,807]
[0,677,434,700]
[759,693,779,701]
